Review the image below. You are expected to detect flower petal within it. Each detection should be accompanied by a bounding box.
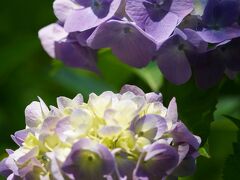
[131,114,167,140]
[62,139,115,179]
[53,0,81,22]
[55,40,98,71]
[120,84,145,96]
[88,20,157,67]
[166,97,178,127]
[170,122,200,149]
[196,27,240,44]
[126,0,193,42]
[64,0,121,32]
[38,23,68,58]
[136,143,179,178]
[156,30,192,85]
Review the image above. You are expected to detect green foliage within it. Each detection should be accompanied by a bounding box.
[199,147,211,158]
[222,116,240,180]
[97,49,163,91]
[132,61,164,91]
[160,79,219,144]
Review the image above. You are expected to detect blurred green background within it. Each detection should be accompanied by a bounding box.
[0,1,240,179]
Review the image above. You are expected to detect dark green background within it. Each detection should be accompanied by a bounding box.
[0,1,240,179]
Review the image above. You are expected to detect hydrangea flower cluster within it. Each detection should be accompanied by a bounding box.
[0,85,200,180]
[39,0,240,89]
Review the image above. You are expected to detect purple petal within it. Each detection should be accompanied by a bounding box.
[18,158,42,178]
[62,138,115,179]
[98,126,122,137]
[7,174,21,180]
[143,12,179,42]
[131,114,167,140]
[87,20,157,67]
[11,129,31,146]
[6,149,14,155]
[57,94,83,109]
[145,92,163,103]
[25,101,44,128]
[156,30,192,85]
[0,158,12,177]
[126,0,176,42]
[183,28,208,52]
[126,0,193,42]
[17,148,38,165]
[176,144,189,165]
[41,116,61,132]
[55,117,71,141]
[168,0,194,22]
[139,143,179,178]
[64,0,121,32]
[196,27,240,43]
[202,0,239,27]
[57,96,72,108]
[170,122,200,149]
[75,0,91,7]
[114,151,136,179]
[55,40,98,71]
[166,97,178,124]
[120,84,145,96]
[75,28,96,46]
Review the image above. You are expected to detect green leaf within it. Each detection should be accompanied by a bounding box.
[223,115,240,130]
[97,49,133,89]
[161,79,219,144]
[223,154,240,180]
[132,61,164,91]
[97,49,163,91]
[222,116,240,180]
[198,147,211,158]
[51,66,115,97]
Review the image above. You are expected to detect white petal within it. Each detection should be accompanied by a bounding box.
[38,23,68,58]
[53,0,81,22]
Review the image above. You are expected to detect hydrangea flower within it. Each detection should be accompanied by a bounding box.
[125,0,194,42]
[39,0,240,89]
[157,0,240,88]
[38,23,98,71]
[0,85,201,179]
[38,0,193,69]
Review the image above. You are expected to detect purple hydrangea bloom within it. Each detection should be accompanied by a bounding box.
[188,38,240,88]
[126,0,194,42]
[38,23,98,71]
[153,0,240,88]
[39,0,194,77]
[155,26,240,88]
[184,0,240,44]
[39,0,240,88]
[87,19,157,67]
[0,85,201,179]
